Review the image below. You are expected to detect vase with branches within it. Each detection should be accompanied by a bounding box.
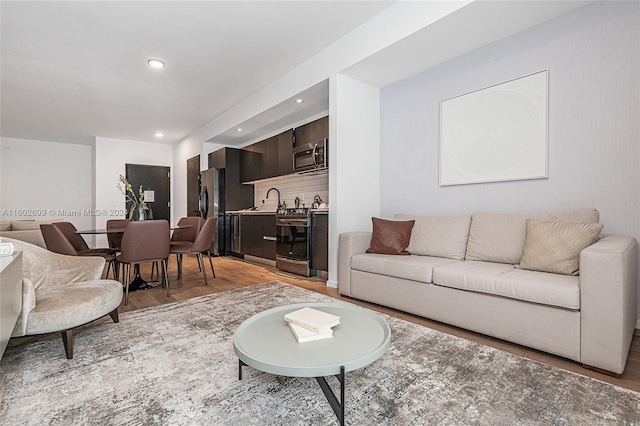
[117,175,152,220]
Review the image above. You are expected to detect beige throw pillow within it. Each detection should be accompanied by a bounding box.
[517,219,604,275]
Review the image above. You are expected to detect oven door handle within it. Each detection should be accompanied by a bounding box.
[276,219,309,225]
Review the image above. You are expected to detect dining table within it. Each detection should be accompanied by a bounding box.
[76,224,191,292]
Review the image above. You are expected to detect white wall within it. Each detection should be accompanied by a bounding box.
[379,2,640,321]
[94,136,172,246]
[328,74,381,287]
[0,137,93,231]
[172,128,210,222]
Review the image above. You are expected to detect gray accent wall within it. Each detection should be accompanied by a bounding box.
[379,2,640,322]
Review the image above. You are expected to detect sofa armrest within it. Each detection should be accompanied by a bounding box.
[338,231,372,296]
[580,235,638,374]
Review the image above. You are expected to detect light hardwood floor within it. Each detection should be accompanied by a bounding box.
[121,254,640,393]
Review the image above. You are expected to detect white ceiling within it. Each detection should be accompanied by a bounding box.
[0,1,393,145]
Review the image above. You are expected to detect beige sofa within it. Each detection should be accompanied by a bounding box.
[338,208,638,376]
[0,219,63,248]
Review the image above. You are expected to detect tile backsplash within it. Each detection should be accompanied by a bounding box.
[253,171,328,210]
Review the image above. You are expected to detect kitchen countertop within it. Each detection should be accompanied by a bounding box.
[226,208,329,215]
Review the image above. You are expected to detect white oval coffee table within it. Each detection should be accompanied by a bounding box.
[233,302,391,425]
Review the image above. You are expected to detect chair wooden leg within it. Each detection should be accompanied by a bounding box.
[162,259,170,297]
[176,254,183,280]
[105,261,111,279]
[113,260,119,281]
[207,250,216,278]
[124,264,131,306]
[61,329,74,359]
[109,308,119,323]
[198,253,208,285]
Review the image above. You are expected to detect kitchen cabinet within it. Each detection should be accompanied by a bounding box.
[241,130,293,182]
[239,213,276,260]
[277,129,294,176]
[310,212,328,272]
[294,116,328,146]
[240,141,265,183]
[208,147,254,211]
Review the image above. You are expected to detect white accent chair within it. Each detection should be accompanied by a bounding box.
[4,237,123,359]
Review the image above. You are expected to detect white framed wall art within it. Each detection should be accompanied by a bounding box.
[439,70,548,186]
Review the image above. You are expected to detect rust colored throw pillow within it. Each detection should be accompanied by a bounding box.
[366,217,415,255]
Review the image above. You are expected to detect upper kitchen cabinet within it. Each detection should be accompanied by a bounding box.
[277,129,294,176]
[294,116,328,146]
[240,140,265,183]
[241,129,293,182]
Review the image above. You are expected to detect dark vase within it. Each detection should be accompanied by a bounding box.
[129,203,153,221]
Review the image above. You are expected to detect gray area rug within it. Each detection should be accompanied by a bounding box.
[1,281,639,425]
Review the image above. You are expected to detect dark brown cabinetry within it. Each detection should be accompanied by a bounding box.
[240,214,276,260]
[310,212,328,272]
[294,116,328,146]
[277,129,294,176]
[208,147,254,211]
[240,129,294,182]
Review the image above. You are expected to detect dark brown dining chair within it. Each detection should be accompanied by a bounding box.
[171,216,202,245]
[170,216,217,285]
[117,220,170,305]
[106,219,130,252]
[41,224,119,279]
[53,221,116,254]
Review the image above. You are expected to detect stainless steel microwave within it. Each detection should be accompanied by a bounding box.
[293,139,327,172]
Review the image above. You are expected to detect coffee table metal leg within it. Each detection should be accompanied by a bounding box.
[315,365,345,426]
[238,360,346,425]
[239,359,247,380]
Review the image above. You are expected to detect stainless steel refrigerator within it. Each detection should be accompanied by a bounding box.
[198,168,226,255]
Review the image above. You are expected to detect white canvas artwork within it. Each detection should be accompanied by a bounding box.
[439,70,548,186]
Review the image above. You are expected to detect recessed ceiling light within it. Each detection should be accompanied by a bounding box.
[154,132,164,137]
[236,128,243,132]
[147,59,166,69]
[294,99,304,103]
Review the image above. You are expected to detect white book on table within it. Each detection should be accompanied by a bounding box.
[288,322,333,343]
[283,307,340,333]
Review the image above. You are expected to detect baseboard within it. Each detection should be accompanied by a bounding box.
[326,279,338,289]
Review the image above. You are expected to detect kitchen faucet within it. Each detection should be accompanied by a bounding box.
[266,187,281,209]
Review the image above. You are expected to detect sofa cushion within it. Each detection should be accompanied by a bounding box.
[366,217,414,255]
[433,261,580,309]
[394,214,471,260]
[496,269,580,310]
[517,219,604,275]
[351,253,460,284]
[10,219,62,231]
[465,208,600,264]
[433,260,516,290]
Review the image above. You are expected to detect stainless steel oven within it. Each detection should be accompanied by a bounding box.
[293,139,327,173]
[275,208,311,276]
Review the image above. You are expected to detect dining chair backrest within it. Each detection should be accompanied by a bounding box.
[171,216,202,243]
[190,216,217,253]
[40,224,78,256]
[53,222,90,252]
[119,220,170,263]
[106,219,130,250]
